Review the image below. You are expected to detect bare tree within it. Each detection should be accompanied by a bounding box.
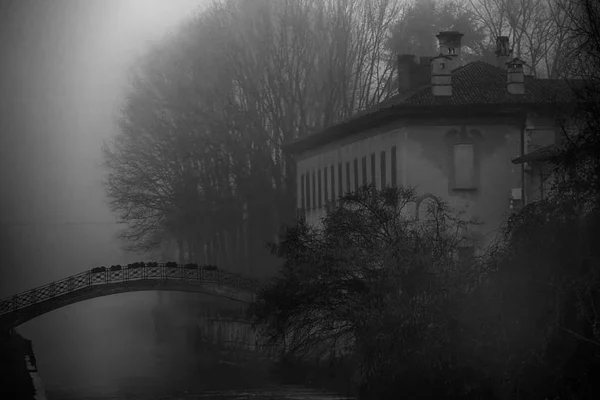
[456,0,575,77]
[104,0,408,273]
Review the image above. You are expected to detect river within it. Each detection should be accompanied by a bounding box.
[16,293,353,400]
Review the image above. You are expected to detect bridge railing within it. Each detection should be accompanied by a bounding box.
[0,263,259,315]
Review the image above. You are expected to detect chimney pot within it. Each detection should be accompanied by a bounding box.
[397,54,418,94]
[431,54,452,97]
[436,31,464,71]
[506,57,526,95]
[495,36,511,69]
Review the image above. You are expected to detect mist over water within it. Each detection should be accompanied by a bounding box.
[16,293,349,400]
[0,2,351,398]
[19,292,240,398]
[20,293,165,397]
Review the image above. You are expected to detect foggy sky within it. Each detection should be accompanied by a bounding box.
[0,0,204,295]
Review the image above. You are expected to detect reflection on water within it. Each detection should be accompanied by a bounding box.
[19,294,351,400]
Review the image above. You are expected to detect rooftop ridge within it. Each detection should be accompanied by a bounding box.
[285,59,581,154]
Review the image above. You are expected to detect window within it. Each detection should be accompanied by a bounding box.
[306,173,311,209]
[371,153,376,185]
[301,174,306,210]
[312,171,316,209]
[331,165,335,207]
[380,150,387,189]
[354,158,359,191]
[338,163,343,200]
[318,169,322,208]
[391,146,397,187]
[346,162,351,193]
[453,144,475,189]
[324,167,329,207]
[362,156,367,186]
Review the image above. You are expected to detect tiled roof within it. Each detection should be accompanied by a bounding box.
[362,61,579,111]
[287,61,582,154]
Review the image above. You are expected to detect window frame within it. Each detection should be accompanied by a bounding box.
[324,167,329,207]
[446,128,481,193]
[318,169,322,208]
[391,146,397,188]
[346,162,351,193]
[362,156,367,187]
[380,150,387,189]
[306,172,311,210]
[371,153,376,186]
[354,158,359,191]
[301,173,306,210]
[453,143,476,190]
[338,163,343,201]
[331,165,336,207]
[312,171,316,209]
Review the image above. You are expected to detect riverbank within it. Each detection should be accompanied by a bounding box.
[269,355,357,398]
[0,330,46,400]
[152,300,358,398]
[194,331,357,398]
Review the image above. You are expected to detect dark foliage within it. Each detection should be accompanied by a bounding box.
[250,185,486,398]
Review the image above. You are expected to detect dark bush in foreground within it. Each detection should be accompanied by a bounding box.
[250,185,482,398]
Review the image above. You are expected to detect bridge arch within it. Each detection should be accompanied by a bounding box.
[0,263,258,331]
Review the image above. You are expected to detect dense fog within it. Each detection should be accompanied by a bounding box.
[0,0,204,389]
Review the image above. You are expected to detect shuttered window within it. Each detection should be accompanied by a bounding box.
[324,167,329,206]
[354,159,359,191]
[346,162,351,193]
[362,156,367,186]
[371,153,376,185]
[312,171,316,209]
[391,146,397,187]
[331,165,336,207]
[307,173,312,209]
[318,169,322,208]
[454,144,475,189]
[338,163,343,200]
[380,151,387,189]
[301,174,306,210]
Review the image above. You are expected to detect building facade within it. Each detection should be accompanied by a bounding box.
[286,32,579,252]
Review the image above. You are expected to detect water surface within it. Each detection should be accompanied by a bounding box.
[18,293,352,400]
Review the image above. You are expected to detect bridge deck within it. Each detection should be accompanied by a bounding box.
[0,263,259,330]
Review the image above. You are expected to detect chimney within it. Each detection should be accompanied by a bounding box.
[431,54,452,97]
[495,36,511,69]
[397,55,432,95]
[436,31,464,71]
[506,57,526,95]
[397,54,418,94]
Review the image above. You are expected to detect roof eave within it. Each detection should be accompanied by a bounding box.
[511,144,561,164]
[284,103,537,156]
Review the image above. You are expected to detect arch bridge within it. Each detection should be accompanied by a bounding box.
[0,262,259,331]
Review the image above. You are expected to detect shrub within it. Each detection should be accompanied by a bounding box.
[250,185,481,398]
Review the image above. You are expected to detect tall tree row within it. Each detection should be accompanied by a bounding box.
[456,0,578,77]
[104,0,405,277]
[104,0,589,278]
[388,0,579,78]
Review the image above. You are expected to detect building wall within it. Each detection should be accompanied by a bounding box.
[295,117,525,249]
[524,113,561,203]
